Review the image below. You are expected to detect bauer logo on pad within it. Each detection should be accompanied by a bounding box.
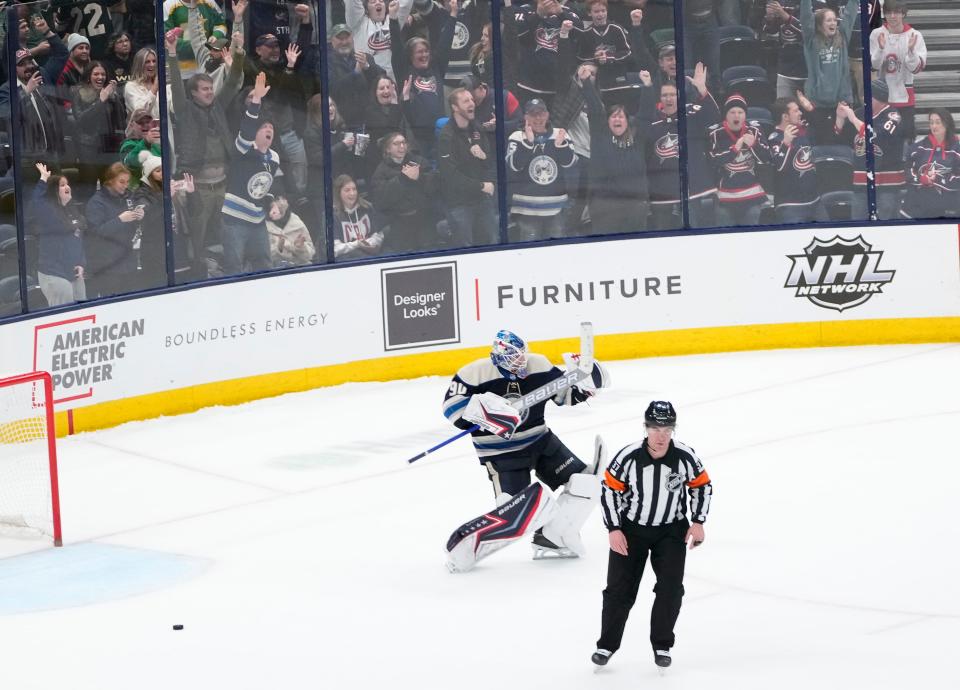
[381,262,460,350]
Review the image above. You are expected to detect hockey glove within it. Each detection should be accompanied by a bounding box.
[562,353,611,392]
[462,392,522,439]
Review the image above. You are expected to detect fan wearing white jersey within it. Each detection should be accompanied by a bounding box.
[869,0,926,139]
[346,0,415,79]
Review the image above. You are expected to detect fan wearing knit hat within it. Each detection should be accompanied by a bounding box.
[133,151,168,288]
[58,34,92,90]
[138,150,163,187]
[707,93,770,227]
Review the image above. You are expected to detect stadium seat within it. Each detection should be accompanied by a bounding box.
[718,25,759,73]
[747,107,774,138]
[820,190,853,221]
[0,237,18,279]
[0,275,21,316]
[0,188,15,216]
[812,145,855,194]
[722,65,772,108]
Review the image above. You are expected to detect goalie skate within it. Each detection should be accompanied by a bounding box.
[531,529,578,560]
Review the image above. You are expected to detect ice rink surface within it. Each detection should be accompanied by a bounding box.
[1,343,958,690]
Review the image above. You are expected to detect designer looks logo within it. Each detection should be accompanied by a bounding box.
[784,235,895,312]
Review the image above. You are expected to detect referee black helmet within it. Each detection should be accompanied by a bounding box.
[644,400,677,427]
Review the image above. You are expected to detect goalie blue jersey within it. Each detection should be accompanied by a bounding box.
[442,354,584,460]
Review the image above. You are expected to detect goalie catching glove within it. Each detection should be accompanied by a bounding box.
[462,392,522,439]
[560,353,611,403]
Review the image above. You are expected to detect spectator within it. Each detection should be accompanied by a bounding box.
[324,96,368,185]
[84,162,143,298]
[644,64,720,230]
[389,0,457,160]
[166,28,244,277]
[124,46,160,118]
[768,97,823,223]
[438,87,499,247]
[708,93,770,226]
[31,163,86,307]
[324,24,386,129]
[576,0,635,105]
[243,30,312,201]
[249,0,298,52]
[461,74,521,149]
[433,0,489,90]
[506,98,578,241]
[656,42,677,87]
[332,174,386,260]
[164,0,229,78]
[762,1,807,99]
[266,194,317,266]
[120,108,162,184]
[56,34,92,92]
[901,109,960,221]
[469,21,493,87]
[347,0,415,80]
[220,72,281,276]
[836,78,906,220]
[0,31,70,175]
[17,15,52,66]
[364,75,416,176]
[49,0,116,58]
[185,0,247,96]
[103,31,136,84]
[371,131,441,252]
[509,0,581,106]
[131,151,172,288]
[869,0,926,141]
[799,0,858,144]
[580,73,649,233]
[71,62,128,200]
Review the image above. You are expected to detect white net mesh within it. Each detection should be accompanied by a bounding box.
[0,375,56,538]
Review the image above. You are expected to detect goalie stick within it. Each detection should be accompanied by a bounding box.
[406,323,595,464]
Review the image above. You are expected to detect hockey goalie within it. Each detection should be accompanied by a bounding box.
[441,328,610,573]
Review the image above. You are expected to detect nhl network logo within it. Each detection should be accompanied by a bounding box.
[784,235,895,312]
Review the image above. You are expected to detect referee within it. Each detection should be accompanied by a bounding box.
[591,401,712,670]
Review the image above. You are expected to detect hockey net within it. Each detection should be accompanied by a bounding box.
[0,372,62,546]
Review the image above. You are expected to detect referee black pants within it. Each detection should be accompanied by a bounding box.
[596,519,688,653]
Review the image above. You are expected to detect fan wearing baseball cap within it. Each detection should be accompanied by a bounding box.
[0,15,69,173]
[505,98,579,242]
[163,0,229,78]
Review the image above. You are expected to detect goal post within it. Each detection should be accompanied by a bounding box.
[0,371,63,546]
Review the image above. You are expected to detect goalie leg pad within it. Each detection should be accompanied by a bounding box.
[540,472,601,557]
[446,483,556,573]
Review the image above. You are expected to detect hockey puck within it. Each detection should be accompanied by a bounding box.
[172,624,184,630]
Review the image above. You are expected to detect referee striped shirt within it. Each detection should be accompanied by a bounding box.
[600,439,712,529]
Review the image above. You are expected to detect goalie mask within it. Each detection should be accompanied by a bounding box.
[491,330,528,379]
